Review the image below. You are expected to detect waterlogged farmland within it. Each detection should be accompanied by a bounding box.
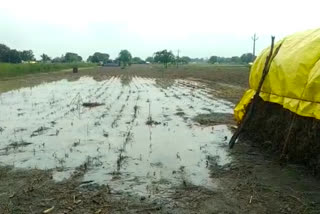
[0,75,234,196]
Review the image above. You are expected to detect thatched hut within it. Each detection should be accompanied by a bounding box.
[234,28,320,174]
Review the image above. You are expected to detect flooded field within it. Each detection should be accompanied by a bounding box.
[1,70,319,214]
[0,76,234,197]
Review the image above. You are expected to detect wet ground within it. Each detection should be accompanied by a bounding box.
[0,76,234,198]
[1,67,320,214]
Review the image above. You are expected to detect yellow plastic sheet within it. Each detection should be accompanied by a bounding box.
[235,28,320,122]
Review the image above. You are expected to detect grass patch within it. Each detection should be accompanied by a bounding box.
[0,62,96,78]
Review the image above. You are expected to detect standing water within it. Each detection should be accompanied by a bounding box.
[0,76,234,197]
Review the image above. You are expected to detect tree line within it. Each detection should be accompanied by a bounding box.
[145,50,255,67]
[0,44,35,63]
[0,43,255,68]
[208,53,255,64]
[0,43,84,64]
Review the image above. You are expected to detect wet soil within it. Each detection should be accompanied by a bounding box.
[1,142,319,214]
[0,65,319,214]
[193,113,234,126]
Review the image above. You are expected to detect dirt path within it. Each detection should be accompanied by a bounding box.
[0,65,319,214]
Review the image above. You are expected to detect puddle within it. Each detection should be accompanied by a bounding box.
[0,76,234,197]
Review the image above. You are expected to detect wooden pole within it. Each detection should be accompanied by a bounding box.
[229,36,282,149]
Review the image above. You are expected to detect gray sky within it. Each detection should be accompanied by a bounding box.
[0,0,319,60]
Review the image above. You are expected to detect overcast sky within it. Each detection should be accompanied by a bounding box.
[0,0,319,60]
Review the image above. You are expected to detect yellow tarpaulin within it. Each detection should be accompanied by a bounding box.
[234,28,320,122]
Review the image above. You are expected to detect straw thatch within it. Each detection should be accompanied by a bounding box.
[239,97,320,175]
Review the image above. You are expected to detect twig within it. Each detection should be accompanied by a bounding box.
[42,206,54,213]
[249,195,253,204]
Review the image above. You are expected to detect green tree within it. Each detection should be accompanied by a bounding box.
[0,44,11,62]
[209,56,218,64]
[21,50,35,61]
[0,45,35,63]
[154,49,175,68]
[217,57,232,64]
[40,54,51,62]
[132,57,145,64]
[191,58,206,63]
[231,56,241,63]
[87,55,93,63]
[52,56,64,63]
[118,50,132,68]
[88,52,110,64]
[240,53,255,63]
[180,56,191,64]
[64,52,82,62]
[145,56,154,63]
[8,49,22,63]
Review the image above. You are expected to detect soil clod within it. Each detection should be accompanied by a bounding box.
[82,102,104,108]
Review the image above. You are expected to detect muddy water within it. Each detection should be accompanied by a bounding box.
[0,76,234,197]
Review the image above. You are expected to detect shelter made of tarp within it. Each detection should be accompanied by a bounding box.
[235,28,320,122]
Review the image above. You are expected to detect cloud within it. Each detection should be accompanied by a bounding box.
[0,0,319,59]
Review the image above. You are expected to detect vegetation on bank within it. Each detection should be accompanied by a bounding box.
[0,41,254,77]
[0,62,96,78]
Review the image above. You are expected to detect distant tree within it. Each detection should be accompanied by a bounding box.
[118,50,132,68]
[64,52,82,62]
[154,49,175,68]
[88,52,110,64]
[0,44,11,62]
[132,57,145,64]
[217,57,229,64]
[145,56,154,63]
[52,57,59,63]
[113,58,120,65]
[217,57,223,63]
[231,56,241,63]
[52,55,65,63]
[209,56,218,64]
[180,56,191,64]
[86,55,93,63]
[7,49,22,63]
[240,53,255,63]
[191,57,206,63]
[40,54,51,62]
[0,44,35,63]
[21,50,35,61]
